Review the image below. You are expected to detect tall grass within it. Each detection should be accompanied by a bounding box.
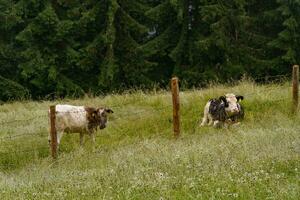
[0,81,299,199]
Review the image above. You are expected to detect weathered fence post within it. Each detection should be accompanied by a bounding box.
[292,65,299,114]
[171,77,180,138]
[50,105,57,159]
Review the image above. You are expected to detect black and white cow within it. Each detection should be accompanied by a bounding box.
[200,93,244,128]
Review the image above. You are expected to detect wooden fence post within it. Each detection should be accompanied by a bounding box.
[50,105,57,159]
[171,77,180,138]
[292,65,299,114]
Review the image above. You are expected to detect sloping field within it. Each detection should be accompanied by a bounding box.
[0,81,299,199]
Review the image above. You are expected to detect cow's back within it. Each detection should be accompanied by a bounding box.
[55,105,88,132]
[209,99,227,121]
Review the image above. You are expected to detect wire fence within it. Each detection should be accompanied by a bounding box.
[0,103,172,163]
[252,74,290,82]
[0,132,47,141]
[0,113,48,126]
[0,73,298,169]
[0,147,49,155]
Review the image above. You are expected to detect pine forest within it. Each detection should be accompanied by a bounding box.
[1,0,300,100]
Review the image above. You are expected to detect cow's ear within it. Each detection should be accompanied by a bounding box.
[219,96,228,107]
[105,108,114,114]
[236,95,244,101]
[92,110,98,118]
[219,96,226,102]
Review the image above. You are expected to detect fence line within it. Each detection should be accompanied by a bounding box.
[0,98,161,126]
[109,99,151,108]
[114,105,171,118]
[0,105,171,144]
[0,131,48,141]
[36,105,172,121]
[0,97,292,132]
[0,76,292,125]
[0,100,152,124]
[0,163,17,167]
[59,97,162,110]
[1,97,290,162]
[87,105,173,134]
[0,97,289,145]
[252,74,290,81]
[1,68,299,162]
[240,87,290,99]
[0,147,49,155]
[0,114,48,126]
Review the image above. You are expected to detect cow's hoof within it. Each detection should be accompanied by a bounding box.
[232,122,241,127]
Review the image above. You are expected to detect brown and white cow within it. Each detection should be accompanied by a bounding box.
[48,104,113,147]
[200,93,244,128]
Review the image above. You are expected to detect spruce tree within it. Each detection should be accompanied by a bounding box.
[192,0,249,82]
[0,0,29,99]
[15,0,84,98]
[0,0,20,79]
[14,0,152,97]
[1,0,299,101]
[268,0,300,74]
[98,0,150,91]
[141,0,189,84]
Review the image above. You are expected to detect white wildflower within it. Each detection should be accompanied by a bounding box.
[233,193,238,198]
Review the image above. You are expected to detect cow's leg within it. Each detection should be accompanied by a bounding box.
[200,115,208,126]
[80,132,84,146]
[48,133,51,146]
[224,121,229,129]
[56,131,64,148]
[200,102,210,126]
[213,120,221,128]
[208,115,214,126]
[89,132,96,151]
[232,122,241,127]
[90,132,96,144]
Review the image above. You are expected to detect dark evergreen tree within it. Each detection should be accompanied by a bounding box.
[141,0,206,85]
[98,0,151,91]
[268,0,300,74]
[0,0,18,79]
[15,0,86,98]
[0,0,28,99]
[193,0,250,83]
[241,0,280,77]
[13,0,152,97]
[0,0,298,101]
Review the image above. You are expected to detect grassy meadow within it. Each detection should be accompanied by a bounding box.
[0,80,299,199]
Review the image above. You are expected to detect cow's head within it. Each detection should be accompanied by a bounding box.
[219,94,244,116]
[87,107,113,129]
[95,108,114,129]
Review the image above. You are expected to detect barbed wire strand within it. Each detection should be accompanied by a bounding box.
[0,106,171,142]
[0,85,296,169]
[0,113,48,126]
[0,132,48,142]
[0,146,49,155]
[252,74,290,81]
[0,104,170,129]
[0,80,293,125]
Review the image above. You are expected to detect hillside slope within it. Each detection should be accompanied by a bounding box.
[0,81,299,199]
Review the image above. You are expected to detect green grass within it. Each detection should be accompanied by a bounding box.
[0,81,299,199]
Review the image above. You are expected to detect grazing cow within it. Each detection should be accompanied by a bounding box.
[200,93,244,128]
[48,104,113,147]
